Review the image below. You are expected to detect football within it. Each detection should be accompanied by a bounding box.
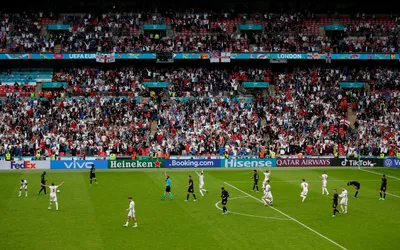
[57,190,60,193]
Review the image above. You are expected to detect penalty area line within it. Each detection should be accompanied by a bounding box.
[224,182,348,250]
[214,196,290,221]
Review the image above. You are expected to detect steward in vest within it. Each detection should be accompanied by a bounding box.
[224,152,229,159]
[51,153,56,160]
[380,153,385,159]
[269,150,276,158]
[5,152,11,161]
[131,152,137,160]
[36,150,41,160]
[110,153,116,160]
[259,150,265,158]
[397,151,400,159]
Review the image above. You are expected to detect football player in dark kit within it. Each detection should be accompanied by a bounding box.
[347,180,360,198]
[221,187,229,215]
[38,171,47,195]
[90,164,98,186]
[331,189,340,217]
[379,174,387,200]
[185,175,197,201]
[251,169,259,192]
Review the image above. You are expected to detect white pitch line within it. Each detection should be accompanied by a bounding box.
[359,168,400,181]
[386,192,400,199]
[227,179,389,183]
[224,182,348,250]
[214,196,290,221]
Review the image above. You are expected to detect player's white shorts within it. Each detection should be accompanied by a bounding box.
[199,182,204,189]
[322,181,327,188]
[50,195,57,202]
[128,211,136,218]
[21,185,28,190]
[264,191,273,200]
[301,190,308,196]
[340,198,348,206]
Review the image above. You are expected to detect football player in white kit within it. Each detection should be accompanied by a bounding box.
[41,181,64,211]
[19,179,28,197]
[339,187,348,214]
[261,169,271,190]
[300,179,308,202]
[123,196,138,228]
[195,169,208,196]
[261,180,273,206]
[321,171,329,195]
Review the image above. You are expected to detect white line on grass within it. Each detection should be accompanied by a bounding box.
[386,192,400,199]
[359,168,400,180]
[224,182,348,250]
[359,168,400,199]
[227,179,389,183]
[214,196,290,221]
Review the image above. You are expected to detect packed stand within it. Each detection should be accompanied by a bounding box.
[0,12,57,52]
[58,13,146,52]
[116,33,250,52]
[52,66,253,97]
[2,66,400,157]
[0,98,154,157]
[352,90,400,157]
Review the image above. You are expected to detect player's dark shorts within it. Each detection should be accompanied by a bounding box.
[355,185,360,190]
[188,188,194,193]
[90,174,96,179]
[332,203,338,208]
[380,185,386,191]
[222,199,228,205]
[254,181,258,185]
[165,186,171,192]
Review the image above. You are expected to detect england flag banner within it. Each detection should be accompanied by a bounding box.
[340,119,350,127]
[221,52,231,62]
[96,52,115,63]
[210,52,220,63]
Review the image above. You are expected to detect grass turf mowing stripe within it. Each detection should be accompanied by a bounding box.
[224,181,348,250]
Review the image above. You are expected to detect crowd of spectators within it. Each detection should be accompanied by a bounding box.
[0,11,399,53]
[0,12,58,52]
[0,98,154,157]
[1,66,399,158]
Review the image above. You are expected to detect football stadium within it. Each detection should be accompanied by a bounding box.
[0,0,400,249]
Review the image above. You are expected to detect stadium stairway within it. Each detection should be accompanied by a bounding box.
[35,82,43,97]
[151,120,158,136]
[347,105,357,129]
[269,84,276,96]
[54,44,62,53]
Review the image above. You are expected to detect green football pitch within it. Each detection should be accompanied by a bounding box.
[1,167,399,250]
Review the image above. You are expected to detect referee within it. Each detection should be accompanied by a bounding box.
[221,187,229,215]
[38,171,47,195]
[161,172,173,200]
